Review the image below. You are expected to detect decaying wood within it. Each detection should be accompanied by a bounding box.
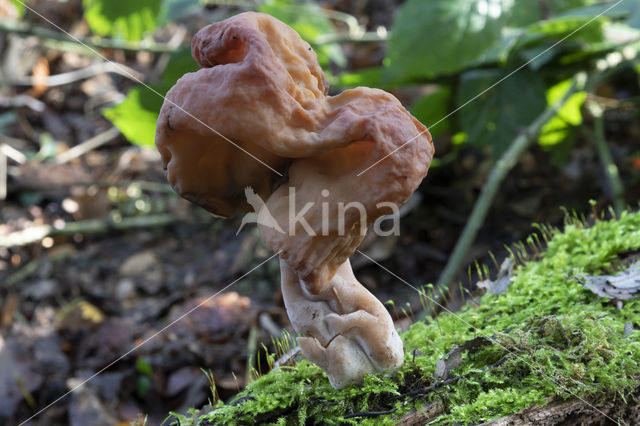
[479,392,640,426]
[395,400,444,425]
[396,388,639,425]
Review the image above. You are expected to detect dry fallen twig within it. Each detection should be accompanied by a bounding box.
[0,214,177,248]
[10,62,145,87]
[344,357,506,420]
[0,17,177,54]
[55,127,120,164]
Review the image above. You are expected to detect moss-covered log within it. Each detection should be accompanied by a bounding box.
[170,209,640,425]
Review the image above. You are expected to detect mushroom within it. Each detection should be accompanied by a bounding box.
[156,12,434,388]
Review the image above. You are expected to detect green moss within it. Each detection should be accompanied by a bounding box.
[171,210,640,425]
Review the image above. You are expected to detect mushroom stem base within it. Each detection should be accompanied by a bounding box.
[280,259,404,389]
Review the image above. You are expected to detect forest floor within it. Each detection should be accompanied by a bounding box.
[1,0,639,425]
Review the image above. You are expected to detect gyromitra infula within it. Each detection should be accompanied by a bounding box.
[156,12,433,389]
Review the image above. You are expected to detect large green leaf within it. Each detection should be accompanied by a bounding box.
[161,47,198,82]
[386,0,513,82]
[386,0,604,83]
[103,85,164,147]
[510,14,606,68]
[508,0,597,27]
[539,78,587,147]
[103,49,198,147]
[456,69,546,156]
[627,0,640,28]
[410,86,452,138]
[259,0,346,67]
[557,0,639,21]
[82,0,163,41]
[525,14,605,43]
[158,0,201,26]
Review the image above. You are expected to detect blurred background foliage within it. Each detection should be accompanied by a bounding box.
[95,0,640,167]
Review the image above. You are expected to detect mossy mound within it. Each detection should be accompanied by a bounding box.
[171,210,640,425]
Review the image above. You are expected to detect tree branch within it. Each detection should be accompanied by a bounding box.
[0,18,177,54]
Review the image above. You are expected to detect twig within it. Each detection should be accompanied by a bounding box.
[55,127,120,164]
[259,312,282,338]
[0,141,26,199]
[403,357,505,400]
[0,93,45,112]
[0,143,27,164]
[584,101,625,216]
[436,73,586,289]
[343,407,398,419]
[11,62,144,87]
[3,245,74,288]
[0,214,177,248]
[345,357,506,420]
[0,148,5,200]
[0,18,177,54]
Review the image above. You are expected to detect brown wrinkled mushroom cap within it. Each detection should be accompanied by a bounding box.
[156,11,434,388]
[156,12,332,217]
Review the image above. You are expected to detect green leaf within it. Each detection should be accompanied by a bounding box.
[259,0,346,68]
[161,47,198,82]
[507,13,606,68]
[136,357,153,375]
[456,69,546,156]
[82,0,162,41]
[9,0,25,17]
[158,0,201,26]
[508,0,597,27]
[386,0,604,83]
[525,15,605,44]
[331,67,384,89]
[627,0,640,29]
[137,375,151,397]
[539,78,587,147]
[556,0,639,21]
[103,85,164,147]
[410,86,452,138]
[102,49,197,147]
[387,0,513,82]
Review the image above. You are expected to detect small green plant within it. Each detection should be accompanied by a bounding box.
[136,356,153,398]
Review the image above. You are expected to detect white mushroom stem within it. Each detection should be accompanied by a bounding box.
[279,258,404,389]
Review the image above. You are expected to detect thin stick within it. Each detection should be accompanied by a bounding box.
[11,62,144,87]
[0,143,27,164]
[0,213,176,248]
[0,93,45,112]
[0,18,176,54]
[0,149,6,200]
[585,101,625,216]
[55,127,120,164]
[436,74,585,289]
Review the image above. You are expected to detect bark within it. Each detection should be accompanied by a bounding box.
[396,389,639,425]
